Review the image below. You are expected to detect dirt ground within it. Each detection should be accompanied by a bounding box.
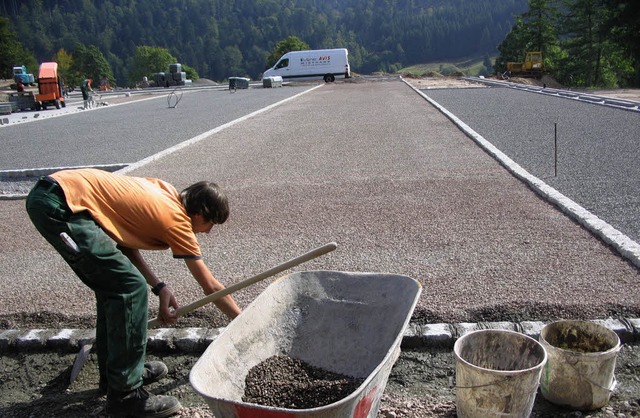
[1,343,639,417]
[402,76,486,90]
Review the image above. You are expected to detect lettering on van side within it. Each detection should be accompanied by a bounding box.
[300,56,331,66]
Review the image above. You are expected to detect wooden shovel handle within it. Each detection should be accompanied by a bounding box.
[148,242,337,327]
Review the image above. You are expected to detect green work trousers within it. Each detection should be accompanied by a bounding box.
[26,178,147,392]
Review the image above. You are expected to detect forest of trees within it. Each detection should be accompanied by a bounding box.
[0,0,527,85]
[496,0,639,87]
[1,0,638,88]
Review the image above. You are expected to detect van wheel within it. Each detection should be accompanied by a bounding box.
[35,102,41,111]
[324,74,335,83]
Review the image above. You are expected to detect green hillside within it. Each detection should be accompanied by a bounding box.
[0,0,528,85]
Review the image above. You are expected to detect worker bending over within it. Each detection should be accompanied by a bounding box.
[26,168,242,417]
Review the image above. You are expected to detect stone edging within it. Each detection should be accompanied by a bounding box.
[1,318,638,354]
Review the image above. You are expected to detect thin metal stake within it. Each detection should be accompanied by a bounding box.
[554,123,558,177]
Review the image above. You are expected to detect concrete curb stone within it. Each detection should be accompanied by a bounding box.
[518,321,547,339]
[402,323,452,348]
[14,329,50,350]
[0,329,20,351]
[1,318,638,354]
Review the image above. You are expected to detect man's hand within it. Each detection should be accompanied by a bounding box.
[185,258,242,319]
[157,287,179,325]
[117,246,180,324]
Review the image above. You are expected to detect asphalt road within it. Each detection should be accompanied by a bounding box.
[0,85,313,170]
[423,86,640,245]
[0,79,638,331]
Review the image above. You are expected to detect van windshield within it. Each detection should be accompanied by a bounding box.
[275,58,289,69]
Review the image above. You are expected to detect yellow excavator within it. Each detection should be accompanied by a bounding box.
[504,52,544,79]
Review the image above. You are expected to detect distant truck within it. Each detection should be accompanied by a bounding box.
[13,65,35,85]
[263,48,351,83]
[34,62,65,110]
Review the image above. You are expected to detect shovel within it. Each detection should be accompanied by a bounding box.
[69,241,338,383]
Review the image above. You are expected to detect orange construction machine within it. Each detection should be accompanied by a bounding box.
[35,62,66,110]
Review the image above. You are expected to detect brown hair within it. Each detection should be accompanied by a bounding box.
[180,181,229,224]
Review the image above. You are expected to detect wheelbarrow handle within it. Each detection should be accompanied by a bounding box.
[70,242,338,384]
[148,242,338,327]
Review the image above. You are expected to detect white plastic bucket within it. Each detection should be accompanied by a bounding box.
[454,329,547,418]
[539,320,620,411]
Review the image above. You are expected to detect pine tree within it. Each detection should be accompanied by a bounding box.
[521,0,560,58]
[558,0,608,86]
[601,0,640,85]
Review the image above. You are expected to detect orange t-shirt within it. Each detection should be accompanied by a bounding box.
[51,169,201,259]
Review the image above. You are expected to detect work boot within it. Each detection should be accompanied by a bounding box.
[106,386,181,417]
[142,361,169,384]
[99,361,169,393]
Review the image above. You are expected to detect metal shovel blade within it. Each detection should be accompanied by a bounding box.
[69,343,92,383]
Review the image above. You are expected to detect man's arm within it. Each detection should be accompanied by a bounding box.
[119,246,179,324]
[184,258,241,319]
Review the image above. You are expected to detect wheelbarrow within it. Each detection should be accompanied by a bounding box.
[190,270,422,418]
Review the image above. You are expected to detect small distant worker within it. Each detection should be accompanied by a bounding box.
[16,80,25,92]
[100,76,111,91]
[59,76,68,98]
[81,78,93,109]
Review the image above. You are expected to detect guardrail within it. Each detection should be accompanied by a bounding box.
[463,77,640,113]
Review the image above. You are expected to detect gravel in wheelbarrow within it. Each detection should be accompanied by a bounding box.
[243,354,365,409]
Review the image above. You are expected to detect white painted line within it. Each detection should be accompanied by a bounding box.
[116,84,324,175]
[403,78,640,269]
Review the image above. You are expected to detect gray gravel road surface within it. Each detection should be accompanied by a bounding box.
[423,86,640,245]
[1,79,638,330]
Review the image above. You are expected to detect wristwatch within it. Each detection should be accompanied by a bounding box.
[151,282,166,296]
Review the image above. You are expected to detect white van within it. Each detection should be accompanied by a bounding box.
[263,48,351,83]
